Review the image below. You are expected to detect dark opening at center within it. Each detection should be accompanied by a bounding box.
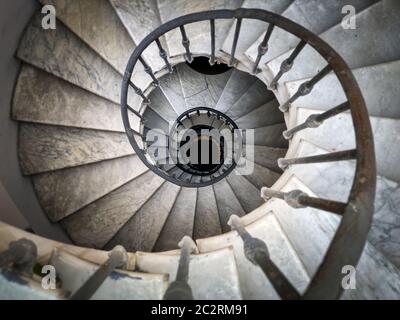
[187,57,232,75]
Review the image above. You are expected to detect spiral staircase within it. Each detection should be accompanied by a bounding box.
[1,0,400,300]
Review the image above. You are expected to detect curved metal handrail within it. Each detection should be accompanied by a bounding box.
[121,9,376,299]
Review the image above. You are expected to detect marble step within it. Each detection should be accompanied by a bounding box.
[254,123,288,148]
[19,124,133,175]
[12,65,136,133]
[197,212,309,299]
[50,249,168,299]
[266,0,400,84]
[225,79,274,120]
[146,87,178,123]
[215,69,257,113]
[33,155,148,222]
[220,0,293,71]
[153,188,197,251]
[59,171,165,248]
[104,181,181,252]
[237,161,280,189]
[177,63,232,109]
[246,145,286,173]
[245,0,378,66]
[193,186,222,239]
[235,99,282,129]
[285,60,400,120]
[0,271,68,300]
[190,113,215,127]
[40,0,134,74]
[213,179,245,232]
[135,247,243,299]
[143,107,171,134]
[266,175,400,299]
[291,107,400,183]
[157,0,242,58]
[17,13,146,112]
[109,0,168,71]
[159,71,188,115]
[226,173,264,213]
[0,221,136,270]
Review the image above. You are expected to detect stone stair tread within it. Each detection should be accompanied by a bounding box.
[110,0,168,71]
[266,0,400,84]
[59,171,164,248]
[159,71,188,115]
[213,179,246,233]
[237,161,280,189]
[146,87,178,122]
[40,0,134,74]
[33,155,148,222]
[197,212,309,299]
[246,145,286,173]
[103,181,181,252]
[153,187,197,251]
[143,108,171,134]
[236,99,282,129]
[135,247,243,299]
[220,0,293,71]
[285,60,400,119]
[19,124,134,175]
[50,249,168,299]
[193,186,222,239]
[254,123,288,148]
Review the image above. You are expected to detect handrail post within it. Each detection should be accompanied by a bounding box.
[0,238,37,277]
[70,245,128,300]
[163,236,198,300]
[228,215,301,300]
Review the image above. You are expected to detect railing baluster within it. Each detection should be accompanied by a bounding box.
[252,23,275,74]
[261,187,347,215]
[128,79,150,105]
[270,40,306,90]
[279,65,332,112]
[0,239,37,277]
[229,18,242,67]
[209,19,216,66]
[71,245,128,300]
[283,102,350,139]
[126,104,144,120]
[228,215,301,300]
[278,149,357,169]
[139,56,159,86]
[163,236,198,300]
[155,38,173,73]
[180,25,193,63]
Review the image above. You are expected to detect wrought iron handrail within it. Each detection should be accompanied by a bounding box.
[121,9,376,299]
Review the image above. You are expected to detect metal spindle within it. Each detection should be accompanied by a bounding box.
[278,149,357,170]
[279,65,332,112]
[71,245,128,300]
[209,19,216,65]
[180,25,193,63]
[229,18,242,67]
[155,38,173,73]
[270,40,306,89]
[163,236,198,300]
[228,215,301,300]
[261,187,347,215]
[283,102,350,139]
[126,104,144,120]
[139,56,159,86]
[252,23,275,74]
[129,80,150,105]
[0,238,37,276]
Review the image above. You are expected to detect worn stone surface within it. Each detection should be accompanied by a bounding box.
[254,123,288,148]
[197,212,310,299]
[159,71,188,115]
[246,145,286,173]
[41,0,134,74]
[50,249,168,299]
[177,64,232,109]
[146,87,178,122]
[237,161,280,189]
[34,155,148,222]
[193,186,221,239]
[136,248,242,299]
[60,171,164,249]
[236,99,282,129]
[19,124,133,175]
[12,65,131,132]
[143,107,171,134]
[104,182,181,252]
[153,187,197,251]
[213,179,245,232]
[215,69,256,113]
[226,173,264,212]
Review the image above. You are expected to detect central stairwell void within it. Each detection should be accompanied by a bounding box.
[1,0,400,300]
